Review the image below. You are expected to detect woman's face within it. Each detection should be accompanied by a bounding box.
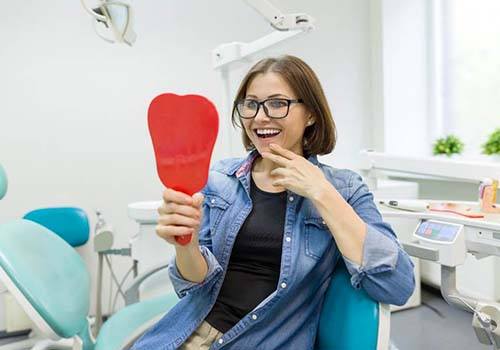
[240,72,313,156]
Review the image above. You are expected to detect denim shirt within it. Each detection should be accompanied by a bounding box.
[131,151,415,350]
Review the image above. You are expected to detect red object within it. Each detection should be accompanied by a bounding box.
[148,93,219,245]
[429,202,485,219]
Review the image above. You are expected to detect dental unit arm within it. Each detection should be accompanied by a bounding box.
[244,0,314,32]
[360,150,500,349]
[381,208,500,349]
[212,0,314,69]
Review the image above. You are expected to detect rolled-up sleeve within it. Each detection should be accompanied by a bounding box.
[167,194,223,299]
[342,172,415,306]
[168,245,223,298]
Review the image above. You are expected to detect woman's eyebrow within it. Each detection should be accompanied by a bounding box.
[245,93,290,99]
[268,93,290,98]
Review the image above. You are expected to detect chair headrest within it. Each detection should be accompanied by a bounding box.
[23,207,90,247]
[0,165,7,200]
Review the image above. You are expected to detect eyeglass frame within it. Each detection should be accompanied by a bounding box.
[235,98,304,119]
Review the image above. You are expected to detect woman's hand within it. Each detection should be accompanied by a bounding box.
[261,143,329,200]
[156,188,204,249]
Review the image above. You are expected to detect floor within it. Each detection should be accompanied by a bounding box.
[391,287,492,350]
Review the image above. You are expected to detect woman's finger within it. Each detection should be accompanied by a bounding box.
[158,213,200,228]
[270,167,289,178]
[160,202,201,219]
[162,188,194,206]
[269,143,299,160]
[156,225,194,240]
[261,152,290,167]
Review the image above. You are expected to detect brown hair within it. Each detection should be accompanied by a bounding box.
[231,55,337,157]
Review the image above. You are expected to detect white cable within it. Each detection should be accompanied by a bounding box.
[104,255,126,307]
[449,295,491,326]
[111,264,134,313]
[108,256,113,314]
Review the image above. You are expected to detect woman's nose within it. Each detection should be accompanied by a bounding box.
[254,106,271,123]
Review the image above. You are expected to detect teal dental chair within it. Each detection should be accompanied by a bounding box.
[23,207,90,248]
[16,207,89,350]
[0,165,7,200]
[0,165,390,350]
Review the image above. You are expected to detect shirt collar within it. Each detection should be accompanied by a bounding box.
[223,149,319,178]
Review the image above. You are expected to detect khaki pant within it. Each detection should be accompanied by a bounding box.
[179,321,224,350]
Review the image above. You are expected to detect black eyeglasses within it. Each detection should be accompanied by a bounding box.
[235,98,304,119]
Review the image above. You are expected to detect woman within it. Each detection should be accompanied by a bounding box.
[131,55,415,350]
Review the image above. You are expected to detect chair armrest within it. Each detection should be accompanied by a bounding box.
[124,263,170,306]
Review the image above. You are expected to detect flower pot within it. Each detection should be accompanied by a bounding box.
[433,153,461,160]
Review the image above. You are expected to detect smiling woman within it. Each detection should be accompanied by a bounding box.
[231,56,337,159]
[130,55,415,350]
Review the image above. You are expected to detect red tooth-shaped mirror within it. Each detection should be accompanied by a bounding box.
[148,93,219,245]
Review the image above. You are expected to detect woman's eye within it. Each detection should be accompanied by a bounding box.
[244,100,258,109]
[268,100,287,109]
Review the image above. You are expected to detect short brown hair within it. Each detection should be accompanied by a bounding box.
[231,55,337,157]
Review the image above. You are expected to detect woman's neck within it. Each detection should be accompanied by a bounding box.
[252,145,304,176]
[252,156,278,176]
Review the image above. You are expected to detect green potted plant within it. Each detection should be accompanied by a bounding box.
[432,135,464,157]
[482,128,500,160]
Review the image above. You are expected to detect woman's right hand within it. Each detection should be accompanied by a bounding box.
[156,188,204,249]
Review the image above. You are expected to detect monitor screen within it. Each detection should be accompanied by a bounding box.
[415,220,461,243]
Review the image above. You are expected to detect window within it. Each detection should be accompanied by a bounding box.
[436,0,500,157]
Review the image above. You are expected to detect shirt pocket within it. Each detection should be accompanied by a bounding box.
[304,217,334,260]
[205,193,230,235]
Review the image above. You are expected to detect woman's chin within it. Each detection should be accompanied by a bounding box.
[256,144,274,154]
[254,138,281,151]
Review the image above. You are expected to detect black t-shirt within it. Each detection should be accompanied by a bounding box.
[205,176,287,333]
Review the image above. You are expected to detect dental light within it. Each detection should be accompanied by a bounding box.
[79,0,314,56]
[79,0,315,158]
[80,0,136,46]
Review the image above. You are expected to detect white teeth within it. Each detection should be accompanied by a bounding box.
[255,128,281,135]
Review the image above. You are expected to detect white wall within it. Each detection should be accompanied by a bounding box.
[0,0,374,329]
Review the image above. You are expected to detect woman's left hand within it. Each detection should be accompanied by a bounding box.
[261,143,329,200]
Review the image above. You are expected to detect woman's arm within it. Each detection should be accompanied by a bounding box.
[262,144,415,305]
[175,244,208,283]
[157,188,223,297]
[309,178,366,265]
[331,172,415,305]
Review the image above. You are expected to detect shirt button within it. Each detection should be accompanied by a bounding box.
[285,236,291,242]
[288,196,294,202]
[218,339,224,344]
[211,199,216,204]
[281,282,287,289]
[322,220,326,225]
[251,314,258,320]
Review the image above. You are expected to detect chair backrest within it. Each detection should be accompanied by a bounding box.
[0,164,7,200]
[315,261,391,350]
[23,207,90,247]
[0,219,93,346]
